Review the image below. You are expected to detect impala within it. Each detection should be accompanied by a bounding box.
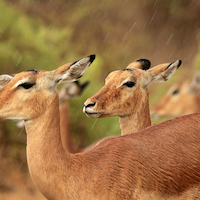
[16,81,89,153]
[59,81,89,153]
[1,55,200,199]
[83,59,180,135]
[151,71,200,118]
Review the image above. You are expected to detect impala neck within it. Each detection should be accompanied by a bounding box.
[25,93,74,199]
[59,102,77,153]
[189,94,200,113]
[119,91,151,135]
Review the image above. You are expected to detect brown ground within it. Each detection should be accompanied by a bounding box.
[0,158,46,200]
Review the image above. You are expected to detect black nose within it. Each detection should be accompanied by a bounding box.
[85,102,96,108]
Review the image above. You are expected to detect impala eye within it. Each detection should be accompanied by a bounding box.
[19,82,35,89]
[172,89,179,95]
[123,81,135,88]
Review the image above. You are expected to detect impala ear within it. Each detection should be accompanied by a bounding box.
[80,80,90,92]
[0,74,14,88]
[142,60,182,87]
[54,55,95,84]
[189,71,200,93]
[59,80,90,101]
[127,59,151,70]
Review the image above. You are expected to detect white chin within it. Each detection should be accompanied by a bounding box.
[86,113,101,118]
[5,116,24,121]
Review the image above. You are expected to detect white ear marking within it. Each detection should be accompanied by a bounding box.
[54,55,95,84]
[117,78,131,88]
[142,60,181,88]
[158,60,181,82]
[0,74,14,88]
[13,79,26,88]
[13,78,34,89]
[189,71,200,93]
[65,56,94,81]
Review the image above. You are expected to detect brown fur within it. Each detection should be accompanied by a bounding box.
[151,79,200,118]
[84,60,180,135]
[59,102,76,153]
[25,92,200,199]
[59,81,89,153]
[1,57,200,199]
[84,69,151,135]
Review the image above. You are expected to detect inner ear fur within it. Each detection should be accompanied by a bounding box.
[0,74,14,88]
[53,54,95,83]
[142,60,182,87]
[189,71,200,93]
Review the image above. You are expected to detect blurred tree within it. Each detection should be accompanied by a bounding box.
[1,0,200,155]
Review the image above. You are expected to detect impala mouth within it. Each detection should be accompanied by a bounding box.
[83,107,102,118]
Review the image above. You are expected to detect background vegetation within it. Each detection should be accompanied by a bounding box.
[0,0,200,197]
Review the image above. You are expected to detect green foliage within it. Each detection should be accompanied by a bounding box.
[193,42,200,72]
[1,0,200,156]
[0,0,74,74]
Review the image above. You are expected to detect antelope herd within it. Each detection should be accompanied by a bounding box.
[1,55,200,199]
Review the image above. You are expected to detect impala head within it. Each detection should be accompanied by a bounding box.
[0,55,95,121]
[59,80,89,103]
[151,71,200,118]
[83,59,182,118]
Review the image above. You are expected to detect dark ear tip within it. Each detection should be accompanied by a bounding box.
[177,60,182,69]
[167,59,182,70]
[81,81,90,90]
[89,54,96,63]
[135,58,151,70]
[84,80,90,85]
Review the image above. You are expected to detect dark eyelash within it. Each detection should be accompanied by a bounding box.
[123,81,135,88]
[19,82,35,89]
